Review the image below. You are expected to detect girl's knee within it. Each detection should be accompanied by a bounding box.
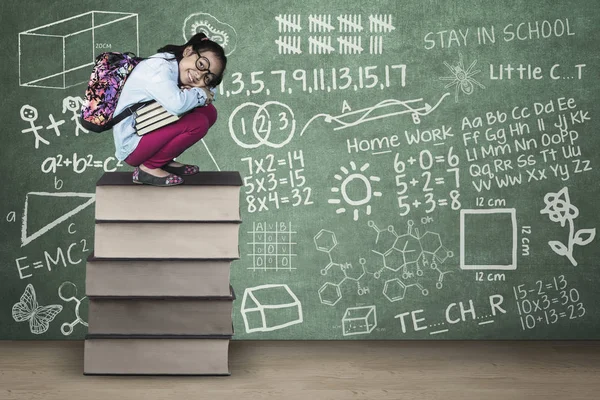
[205,104,218,127]
[124,155,141,167]
[178,105,217,137]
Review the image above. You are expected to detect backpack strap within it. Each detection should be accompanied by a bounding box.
[106,100,155,129]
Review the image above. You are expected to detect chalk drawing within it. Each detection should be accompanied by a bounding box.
[541,187,596,266]
[62,96,88,136]
[19,11,139,89]
[300,93,450,136]
[460,208,517,270]
[328,161,382,221]
[183,13,237,56]
[12,284,63,335]
[58,281,88,335]
[439,52,485,103]
[21,192,95,247]
[241,284,303,333]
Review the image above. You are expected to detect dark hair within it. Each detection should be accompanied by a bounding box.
[157,32,228,86]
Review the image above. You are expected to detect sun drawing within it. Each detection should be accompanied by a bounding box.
[328,162,382,221]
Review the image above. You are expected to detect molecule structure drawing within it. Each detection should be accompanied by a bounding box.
[314,229,370,306]
[58,281,88,336]
[369,219,453,282]
[314,220,454,306]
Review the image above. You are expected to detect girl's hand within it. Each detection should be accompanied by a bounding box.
[180,86,215,105]
[201,87,215,105]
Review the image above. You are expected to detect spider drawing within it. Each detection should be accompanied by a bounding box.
[439,53,485,103]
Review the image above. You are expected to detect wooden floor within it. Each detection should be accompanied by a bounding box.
[1,341,599,400]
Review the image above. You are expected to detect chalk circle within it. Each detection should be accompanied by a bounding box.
[252,106,272,143]
[340,173,372,206]
[229,101,296,149]
[58,281,77,301]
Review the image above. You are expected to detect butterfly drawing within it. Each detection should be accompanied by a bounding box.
[12,284,63,335]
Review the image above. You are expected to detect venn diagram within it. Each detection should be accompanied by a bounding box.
[228,101,296,149]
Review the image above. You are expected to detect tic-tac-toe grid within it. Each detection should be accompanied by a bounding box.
[248,222,297,271]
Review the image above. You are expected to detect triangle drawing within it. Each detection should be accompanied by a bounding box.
[21,192,95,247]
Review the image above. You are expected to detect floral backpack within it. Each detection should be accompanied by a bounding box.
[80,52,152,132]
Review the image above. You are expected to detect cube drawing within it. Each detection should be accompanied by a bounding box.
[19,11,139,89]
[241,284,303,333]
[342,305,377,336]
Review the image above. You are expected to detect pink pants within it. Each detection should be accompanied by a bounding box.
[125,104,218,169]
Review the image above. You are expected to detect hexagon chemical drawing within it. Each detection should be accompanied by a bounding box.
[314,220,454,306]
[314,229,370,306]
[369,220,454,301]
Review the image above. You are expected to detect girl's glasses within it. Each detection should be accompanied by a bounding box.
[195,53,219,87]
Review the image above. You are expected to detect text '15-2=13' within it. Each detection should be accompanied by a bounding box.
[513,275,586,330]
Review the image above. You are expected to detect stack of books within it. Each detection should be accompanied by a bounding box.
[134,101,186,136]
[83,171,242,375]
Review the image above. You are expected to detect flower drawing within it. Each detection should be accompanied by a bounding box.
[540,187,595,266]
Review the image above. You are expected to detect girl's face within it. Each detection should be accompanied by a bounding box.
[179,46,223,89]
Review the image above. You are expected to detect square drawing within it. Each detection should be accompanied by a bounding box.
[460,208,517,270]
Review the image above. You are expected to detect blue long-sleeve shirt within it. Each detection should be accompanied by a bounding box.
[112,52,209,161]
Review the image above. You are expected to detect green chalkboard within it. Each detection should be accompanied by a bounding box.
[1,0,599,340]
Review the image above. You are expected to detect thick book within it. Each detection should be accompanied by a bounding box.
[93,220,241,259]
[84,335,231,375]
[95,171,242,221]
[134,101,185,136]
[87,288,235,335]
[134,100,163,117]
[85,254,233,297]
